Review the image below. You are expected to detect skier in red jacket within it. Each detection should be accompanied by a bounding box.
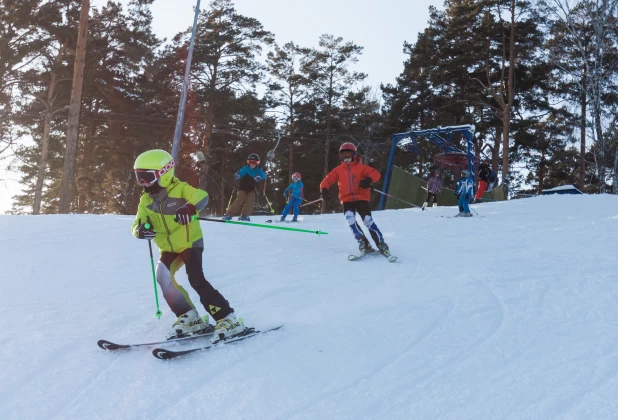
[320,143,390,256]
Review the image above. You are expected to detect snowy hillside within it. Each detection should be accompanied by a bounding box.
[1,195,618,420]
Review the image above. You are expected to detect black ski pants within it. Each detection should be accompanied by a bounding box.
[158,247,233,321]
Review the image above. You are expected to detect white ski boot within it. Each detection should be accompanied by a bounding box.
[421,201,428,211]
[166,309,209,339]
[211,312,246,343]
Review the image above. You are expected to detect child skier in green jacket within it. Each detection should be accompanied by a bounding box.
[132,149,245,343]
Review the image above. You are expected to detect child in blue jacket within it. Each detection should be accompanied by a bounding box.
[455,169,474,217]
[280,172,304,222]
[223,153,267,221]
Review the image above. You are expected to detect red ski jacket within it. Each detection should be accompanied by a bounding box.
[320,160,380,203]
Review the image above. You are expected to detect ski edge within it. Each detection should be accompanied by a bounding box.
[152,325,284,360]
[97,328,215,351]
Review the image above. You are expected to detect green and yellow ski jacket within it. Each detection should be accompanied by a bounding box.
[131,178,209,253]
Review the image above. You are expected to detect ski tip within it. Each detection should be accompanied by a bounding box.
[152,348,170,359]
[152,348,191,360]
[97,340,123,351]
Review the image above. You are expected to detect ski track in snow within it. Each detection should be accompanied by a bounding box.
[1,195,618,419]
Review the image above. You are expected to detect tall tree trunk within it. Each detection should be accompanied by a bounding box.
[501,0,516,184]
[288,100,295,183]
[58,0,90,214]
[592,87,605,192]
[579,76,587,190]
[613,138,618,194]
[219,148,227,216]
[321,86,333,214]
[493,126,501,173]
[33,40,67,215]
[501,110,511,183]
[288,141,294,182]
[77,100,99,213]
[198,103,213,193]
[538,148,545,195]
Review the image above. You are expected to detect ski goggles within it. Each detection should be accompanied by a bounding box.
[340,150,354,161]
[247,159,259,166]
[292,177,300,182]
[135,159,175,186]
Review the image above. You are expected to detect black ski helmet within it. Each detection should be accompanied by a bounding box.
[247,153,260,162]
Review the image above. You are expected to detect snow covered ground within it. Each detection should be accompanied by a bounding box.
[1,195,617,420]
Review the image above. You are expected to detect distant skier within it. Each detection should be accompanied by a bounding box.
[280,172,304,222]
[223,153,267,222]
[455,169,474,217]
[320,142,391,256]
[474,158,491,202]
[422,169,442,210]
[132,149,245,343]
[488,169,498,191]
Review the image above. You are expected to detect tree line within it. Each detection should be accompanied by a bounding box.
[2,0,617,216]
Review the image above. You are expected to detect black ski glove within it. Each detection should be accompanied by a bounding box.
[359,177,373,189]
[321,188,330,200]
[175,203,196,225]
[137,223,156,240]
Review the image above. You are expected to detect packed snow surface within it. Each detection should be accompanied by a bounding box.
[1,194,617,419]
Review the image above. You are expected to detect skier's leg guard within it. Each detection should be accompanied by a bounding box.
[182,247,233,321]
[344,210,365,240]
[157,253,195,317]
[357,200,384,246]
[362,214,385,245]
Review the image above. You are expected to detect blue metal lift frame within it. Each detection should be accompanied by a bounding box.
[379,124,476,210]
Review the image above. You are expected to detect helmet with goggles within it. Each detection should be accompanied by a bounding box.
[339,142,357,162]
[134,149,175,188]
[247,153,260,165]
[292,172,301,180]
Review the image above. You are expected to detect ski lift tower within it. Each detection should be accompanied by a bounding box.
[379,124,476,210]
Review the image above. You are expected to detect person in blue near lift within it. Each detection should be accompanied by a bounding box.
[223,153,267,221]
[455,169,474,217]
[280,172,304,222]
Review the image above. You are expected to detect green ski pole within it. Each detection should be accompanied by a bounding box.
[145,223,163,319]
[196,217,328,236]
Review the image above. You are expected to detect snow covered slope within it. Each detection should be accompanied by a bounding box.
[1,195,617,419]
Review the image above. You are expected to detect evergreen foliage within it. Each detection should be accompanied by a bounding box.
[3,0,618,215]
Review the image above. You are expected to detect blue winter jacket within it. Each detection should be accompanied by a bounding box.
[236,165,267,192]
[283,181,304,200]
[456,177,474,198]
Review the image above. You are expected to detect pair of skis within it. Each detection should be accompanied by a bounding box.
[348,249,398,263]
[98,325,283,360]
